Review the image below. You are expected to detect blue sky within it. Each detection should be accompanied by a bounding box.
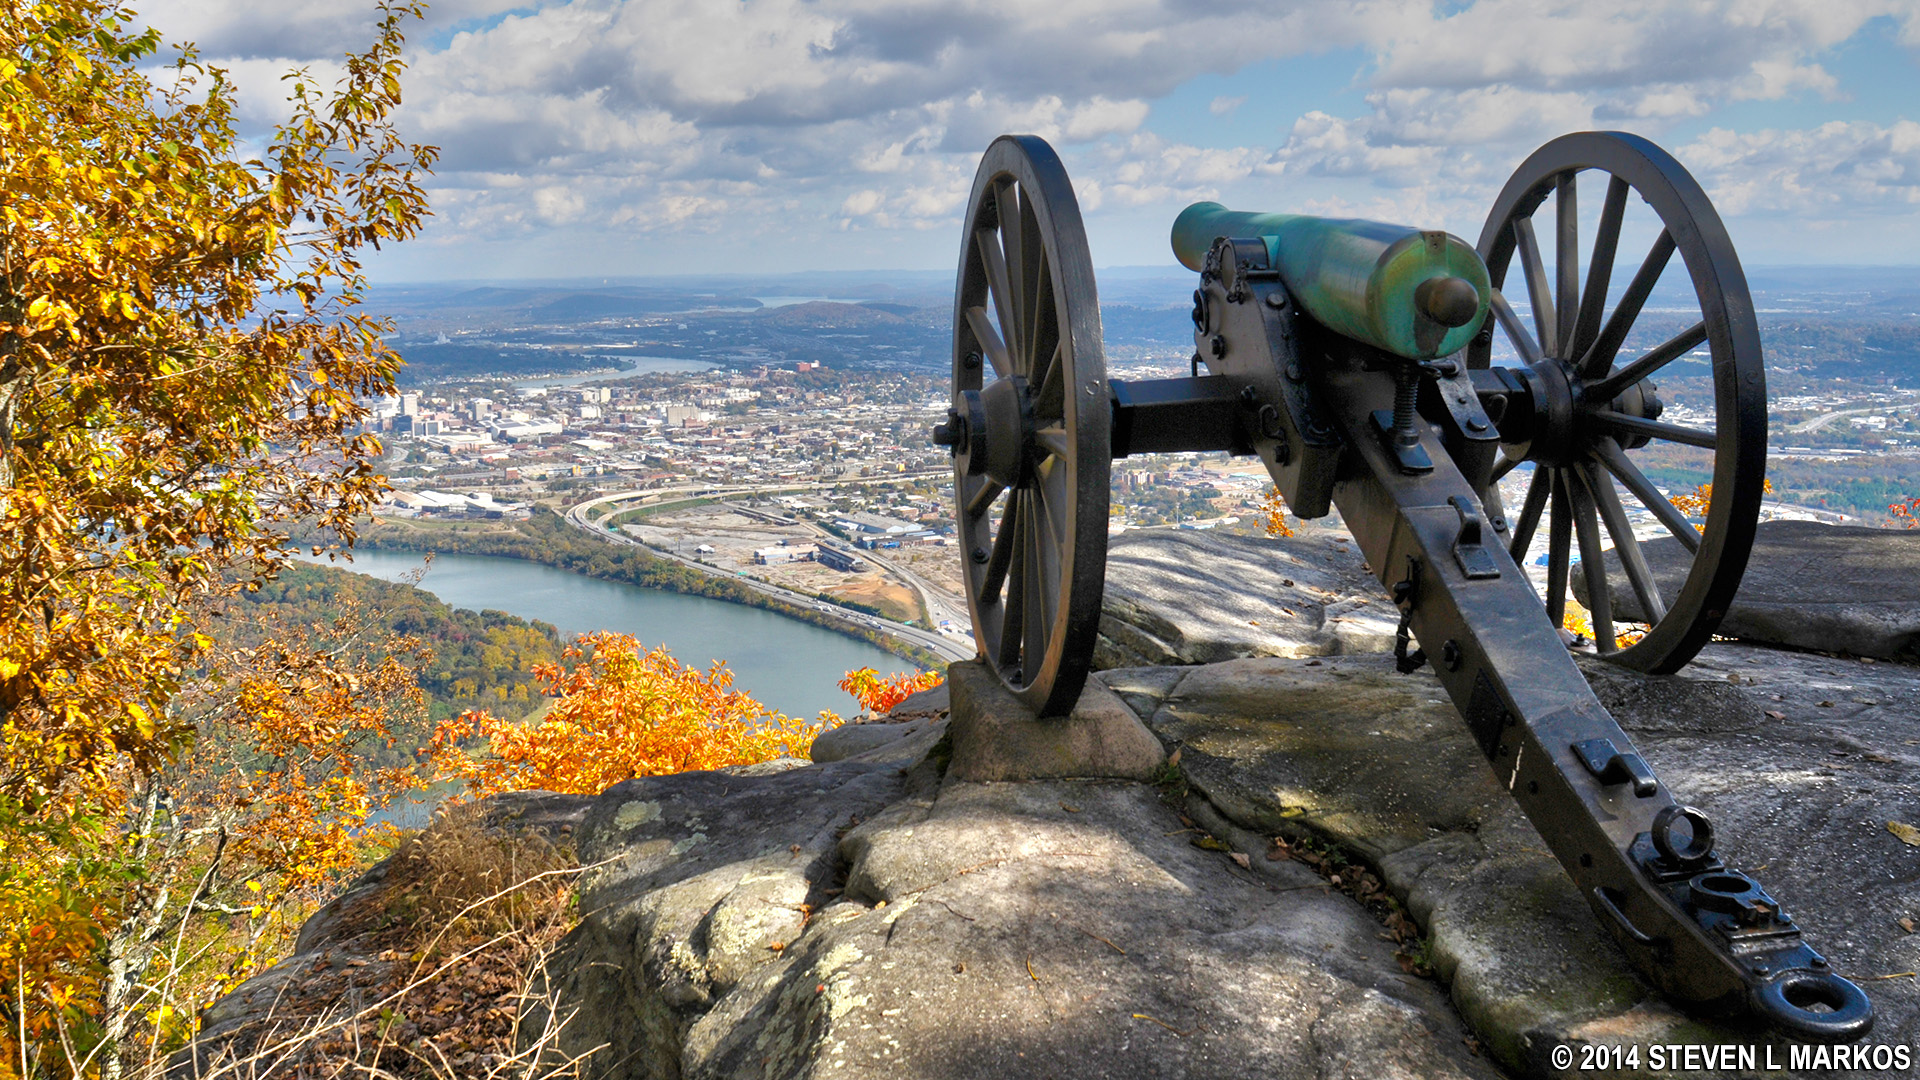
[138,0,1920,281]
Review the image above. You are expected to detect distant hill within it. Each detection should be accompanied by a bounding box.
[761,301,914,329]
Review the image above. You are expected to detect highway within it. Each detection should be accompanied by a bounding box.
[1787,395,1920,434]
[564,480,976,664]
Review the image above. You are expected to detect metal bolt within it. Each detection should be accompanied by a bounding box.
[1265,291,1288,309]
[963,351,982,371]
[1466,415,1489,433]
[1209,335,1228,360]
[1753,963,1771,976]
[1285,361,1303,382]
[1240,385,1259,406]
[1441,639,1463,671]
[970,547,989,564]
[1271,440,1291,466]
[1810,954,1829,968]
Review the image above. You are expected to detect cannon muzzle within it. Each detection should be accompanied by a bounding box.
[1171,204,1490,360]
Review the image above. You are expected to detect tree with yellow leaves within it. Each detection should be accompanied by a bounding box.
[0,0,435,1072]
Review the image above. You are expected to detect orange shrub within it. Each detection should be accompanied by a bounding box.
[839,667,945,715]
[1259,486,1295,538]
[1891,496,1919,528]
[428,632,824,798]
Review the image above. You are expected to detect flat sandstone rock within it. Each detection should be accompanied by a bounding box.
[1132,646,1920,1077]
[1095,529,1399,669]
[533,757,1499,1080]
[1581,519,1920,660]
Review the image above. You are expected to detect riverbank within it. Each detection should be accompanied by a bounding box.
[324,510,945,669]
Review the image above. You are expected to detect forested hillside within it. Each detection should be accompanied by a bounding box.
[217,563,566,728]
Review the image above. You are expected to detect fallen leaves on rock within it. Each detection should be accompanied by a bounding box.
[1888,821,1920,847]
[1268,835,1432,976]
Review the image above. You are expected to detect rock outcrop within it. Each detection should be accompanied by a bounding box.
[1094,528,1398,668]
[518,641,1918,1079]
[1579,519,1920,660]
[190,526,1920,1079]
[530,674,1500,1080]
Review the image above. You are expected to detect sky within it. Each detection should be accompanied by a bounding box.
[134,0,1920,282]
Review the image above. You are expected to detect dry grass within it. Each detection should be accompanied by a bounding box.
[160,807,604,1080]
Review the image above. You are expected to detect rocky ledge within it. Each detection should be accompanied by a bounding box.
[191,527,1920,1079]
[507,640,1919,1080]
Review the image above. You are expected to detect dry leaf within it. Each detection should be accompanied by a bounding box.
[1229,852,1251,869]
[1888,821,1920,847]
[1899,917,1915,934]
[1166,747,1182,769]
[1765,710,1786,720]
[1059,802,1081,813]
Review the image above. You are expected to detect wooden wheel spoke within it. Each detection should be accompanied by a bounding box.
[1509,466,1551,565]
[1035,425,1070,461]
[965,305,1013,379]
[1028,484,1061,654]
[1490,290,1545,365]
[997,494,1029,672]
[997,182,1027,367]
[1036,459,1070,563]
[1591,437,1701,554]
[1588,320,1707,403]
[1020,199,1047,375]
[980,491,1020,601]
[965,478,1004,520]
[1490,450,1522,485]
[1546,469,1573,629]
[1031,342,1065,419]
[1576,230,1676,378]
[978,225,1021,365]
[1566,469,1616,652]
[1592,412,1717,449]
[1573,175,1630,363]
[1583,458,1668,624]
[1555,172,1580,351]
[1512,218,1557,356]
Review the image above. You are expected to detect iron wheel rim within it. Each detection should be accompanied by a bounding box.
[950,135,1111,715]
[1469,131,1766,674]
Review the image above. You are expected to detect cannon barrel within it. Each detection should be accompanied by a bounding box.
[1171,203,1491,361]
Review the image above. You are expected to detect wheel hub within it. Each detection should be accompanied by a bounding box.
[950,376,1034,488]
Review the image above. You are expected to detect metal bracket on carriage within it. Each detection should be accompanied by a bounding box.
[1447,495,1502,580]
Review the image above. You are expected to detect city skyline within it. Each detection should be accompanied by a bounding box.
[137,0,1920,279]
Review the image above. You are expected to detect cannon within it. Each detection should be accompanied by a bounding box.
[930,131,1873,1040]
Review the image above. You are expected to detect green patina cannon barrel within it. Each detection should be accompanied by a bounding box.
[1171,203,1491,361]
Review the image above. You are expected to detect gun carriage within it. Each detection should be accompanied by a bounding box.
[931,131,1873,1040]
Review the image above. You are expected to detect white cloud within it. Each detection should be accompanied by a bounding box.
[1682,120,1920,215]
[133,0,1920,273]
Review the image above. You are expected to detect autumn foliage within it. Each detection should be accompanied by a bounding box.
[1,0,437,1073]
[838,667,945,714]
[1891,496,1920,528]
[1257,486,1295,539]
[428,633,830,799]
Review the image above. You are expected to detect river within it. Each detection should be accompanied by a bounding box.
[305,549,922,720]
